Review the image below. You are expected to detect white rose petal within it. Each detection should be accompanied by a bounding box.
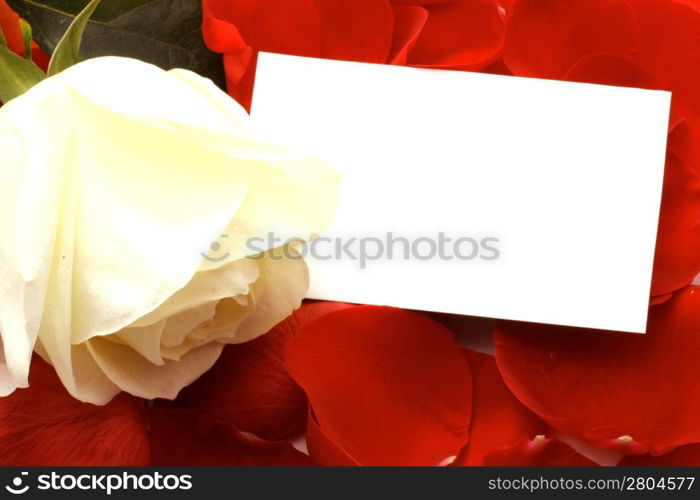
[0,57,340,404]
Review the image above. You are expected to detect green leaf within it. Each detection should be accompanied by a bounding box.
[47,0,102,75]
[0,45,45,102]
[7,0,225,88]
[19,18,33,59]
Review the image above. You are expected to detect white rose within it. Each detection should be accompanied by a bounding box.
[0,56,339,404]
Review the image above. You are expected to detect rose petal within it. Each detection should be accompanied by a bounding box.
[0,357,149,466]
[494,286,700,455]
[498,0,516,15]
[408,0,506,69]
[455,349,548,465]
[0,0,23,55]
[202,0,321,56]
[202,0,321,108]
[127,259,259,333]
[227,252,311,345]
[0,344,15,396]
[483,436,599,466]
[504,0,641,78]
[389,4,429,65]
[222,52,257,109]
[85,338,224,402]
[313,0,394,62]
[627,0,700,117]
[483,57,513,75]
[29,42,49,72]
[673,0,700,12]
[391,0,447,5]
[34,343,122,406]
[651,152,700,296]
[619,443,700,466]
[649,293,673,305]
[149,408,311,466]
[178,301,353,441]
[286,306,472,466]
[201,4,249,56]
[669,117,700,177]
[305,409,359,466]
[0,58,340,402]
[563,54,663,89]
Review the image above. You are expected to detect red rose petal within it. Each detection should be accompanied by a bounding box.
[389,4,429,64]
[483,437,598,466]
[149,409,311,466]
[669,117,700,177]
[222,52,256,109]
[391,0,447,5]
[201,2,249,55]
[0,0,23,55]
[673,0,700,12]
[286,306,472,466]
[498,0,516,15]
[651,152,700,296]
[494,286,700,455]
[627,0,700,117]
[178,301,353,441]
[408,0,506,69]
[313,0,394,63]
[202,0,322,108]
[455,350,548,465]
[0,357,149,466]
[563,54,663,90]
[305,410,359,466]
[619,443,700,466]
[202,0,321,57]
[649,292,673,305]
[483,57,513,76]
[29,41,49,72]
[503,0,641,79]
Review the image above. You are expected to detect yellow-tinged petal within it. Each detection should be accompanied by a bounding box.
[0,56,340,403]
[230,248,309,345]
[85,337,223,401]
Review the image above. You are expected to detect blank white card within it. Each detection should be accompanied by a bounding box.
[251,52,671,333]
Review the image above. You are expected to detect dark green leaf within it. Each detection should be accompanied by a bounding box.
[47,0,101,75]
[0,45,45,102]
[7,0,225,88]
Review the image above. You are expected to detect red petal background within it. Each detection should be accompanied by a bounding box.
[286,306,473,466]
[455,349,548,465]
[619,443,700,466]
[627,0,700,117]
[388,4,428,64]
[0,358,149,466]
[0,0,698,468]
[503,0,641,79]
[149,409,311,466]
[314,0,394,62]
[483,437,598,466]
[494,286,700,456]
[178,301,353,441]
[651,153,700,296]
[406,0,506,69]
